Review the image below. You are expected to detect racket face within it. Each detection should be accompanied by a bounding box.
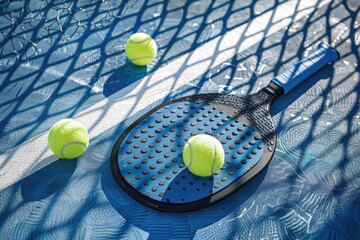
[110,91,277,211]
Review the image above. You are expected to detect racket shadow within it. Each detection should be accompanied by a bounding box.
[102,160,268,239]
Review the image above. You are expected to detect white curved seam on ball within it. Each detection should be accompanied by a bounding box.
[129,56,155,61]
[128,38,151,44]
[61,141,86,158]
[188,142,193,169]
[211,139,216,174]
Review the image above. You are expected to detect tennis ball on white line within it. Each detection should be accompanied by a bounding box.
[125,32,157,66]
[48,119,89,159]
[183,134,225,177]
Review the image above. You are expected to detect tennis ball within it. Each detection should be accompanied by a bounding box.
[48,119,89,159]
[125,32,157,66]
[183,134,225,177]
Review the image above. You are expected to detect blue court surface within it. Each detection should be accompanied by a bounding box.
[0,0,359,239]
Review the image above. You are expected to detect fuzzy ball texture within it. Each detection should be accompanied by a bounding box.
[183,134,225,177]
[48,119,89,159]
[125,32,157,66]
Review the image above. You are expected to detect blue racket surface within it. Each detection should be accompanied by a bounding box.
[120,102,264,200]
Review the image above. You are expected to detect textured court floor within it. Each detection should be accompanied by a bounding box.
[0,0,359,239]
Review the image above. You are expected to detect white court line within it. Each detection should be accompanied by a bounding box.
[0,0,330,190]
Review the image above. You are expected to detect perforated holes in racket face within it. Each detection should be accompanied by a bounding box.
[116,101,265,204]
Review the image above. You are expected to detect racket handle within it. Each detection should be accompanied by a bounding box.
[271,43,340,94]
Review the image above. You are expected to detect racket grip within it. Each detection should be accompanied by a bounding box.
[271,43,340,94]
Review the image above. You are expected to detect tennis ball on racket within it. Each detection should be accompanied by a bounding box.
[48,119,89,159]
[125,32,157,66]
[183,134,225,177]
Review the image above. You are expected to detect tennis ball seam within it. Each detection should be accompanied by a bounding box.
[61,141,87,158]
[210,139,217,174]
[129,56,155,61]
[128,37,151,44]
[188,142,194,169]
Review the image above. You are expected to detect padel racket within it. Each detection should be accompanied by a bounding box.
[110,43,339,212]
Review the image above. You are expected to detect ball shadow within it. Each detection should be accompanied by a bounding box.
[161,169,214,204]
[103,62,148,97]
[21,158,77,202]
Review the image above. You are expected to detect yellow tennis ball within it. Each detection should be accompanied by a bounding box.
[125,32,157,66]
[48,119,89,159]
[183,134,225,177]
